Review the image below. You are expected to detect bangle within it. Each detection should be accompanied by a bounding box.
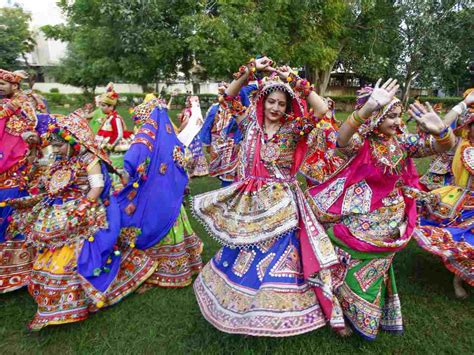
[233,59,256,82]
[435,125,449,138]
[452,102,467,116]
[352,110,365,125]
[287,73,315,97]
[346,115,361,130]
[434,128,453,145]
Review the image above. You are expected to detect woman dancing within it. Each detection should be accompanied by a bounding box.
[307,79,454,339]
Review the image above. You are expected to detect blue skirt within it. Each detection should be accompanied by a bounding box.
[194,231,327,336]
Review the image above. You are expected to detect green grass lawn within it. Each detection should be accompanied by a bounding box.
[0,107,472,354]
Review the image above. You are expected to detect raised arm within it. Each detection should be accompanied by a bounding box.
[226,56,273,97]
[276,66,328,117]
[338,78,399,147]
[442,90,474,128]
[408,102,455,154]
[167,91,176,110]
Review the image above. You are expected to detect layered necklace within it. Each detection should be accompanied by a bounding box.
[369,133,406,175]
[260,122,283,163]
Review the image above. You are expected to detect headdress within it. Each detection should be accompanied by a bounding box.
[99,82,119,106]
[355,86,402,136]
[132,98,165,126]
[251,73,306,121]
[46,112,114,168]
[0,69,28,84]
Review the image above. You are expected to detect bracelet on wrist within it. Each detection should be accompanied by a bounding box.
[434,128,453,144]
[287,72,315,97]
[346,115,361,130]
[233,59,257,82]
[352,110,365,125]
[434,125,449,138]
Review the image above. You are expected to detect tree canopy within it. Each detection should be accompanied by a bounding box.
[39,0,472,96]
[0,6,35,70]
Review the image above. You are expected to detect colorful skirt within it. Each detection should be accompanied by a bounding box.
[141,207,203,288]
[328,229,403,340]
[193,231,328,337]
[0,240,34,293]
[416,210,474,286]
[416,185,474,286]
[185,136,209,178]
[419,153,453,191]
[1,187,34,293]
[28,242,156,330]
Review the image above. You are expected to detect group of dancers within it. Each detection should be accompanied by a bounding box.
[0,56,472,340]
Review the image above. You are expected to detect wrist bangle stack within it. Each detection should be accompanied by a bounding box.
[287,72,315,97]
[434,127,453,145]
[233,59,257,82]
[347,110,365,129]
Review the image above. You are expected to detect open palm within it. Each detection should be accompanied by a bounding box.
[368,78,399,109]
[408,102,446,135]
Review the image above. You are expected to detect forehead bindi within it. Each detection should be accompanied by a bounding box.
[266,91,286,103]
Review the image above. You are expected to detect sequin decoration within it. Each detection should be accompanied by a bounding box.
[461,146,474,175]
[260,141,281,163]
[232,250,256,277]
[48,167,74,195]
[342,180,372,215]
[353,256,393,292]
[256,253,275,281]
[312,177,346,212]
[269,243,302,278]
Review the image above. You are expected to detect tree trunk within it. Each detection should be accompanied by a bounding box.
[401,72,417,108]
[307,59,338,96]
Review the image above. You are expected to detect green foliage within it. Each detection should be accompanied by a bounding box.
[42,0,199,90]
[339,0,402,81]
[42,3,121,93]
[40,92,219,111]
[186,0,352,92]
[41,0,472,98]
[394,0,473,102]
[0,6,35,69]
[413,96,464,106]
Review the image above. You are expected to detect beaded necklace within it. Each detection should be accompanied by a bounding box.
[260,122,283,163]
[369,134,406,175]
[47,155,84,197]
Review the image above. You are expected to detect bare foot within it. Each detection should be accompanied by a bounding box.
[453,275,468,299]
[336,326,353,337]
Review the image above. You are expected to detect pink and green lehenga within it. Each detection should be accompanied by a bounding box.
[308,132,437,340]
